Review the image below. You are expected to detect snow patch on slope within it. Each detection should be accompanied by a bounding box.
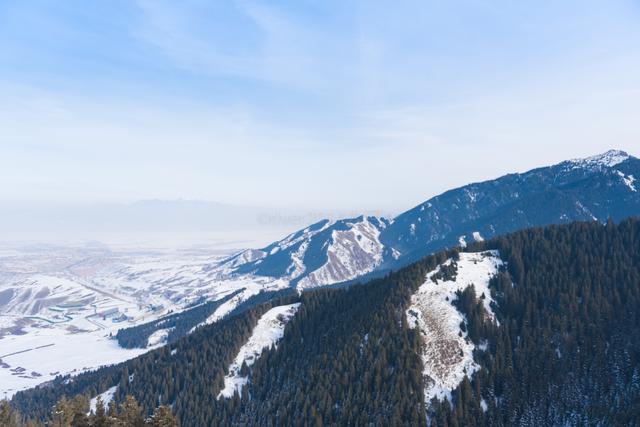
[616,170,637,192]
[89,385,117,413]
[406,251,503,404]
[195,279,287,330]
[218,303,300,399]
[146,328,172,348]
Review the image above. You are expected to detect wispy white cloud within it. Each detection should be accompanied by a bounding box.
[132,0,355,93]
[1,0,640,211]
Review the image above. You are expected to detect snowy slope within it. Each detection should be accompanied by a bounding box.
[406,251,503,403]
[219,216,390,289]
[89,386,117,413]
[218,303,300,399]
[297,217,387,289]
[220,150,640,290]
[381,150,640,267]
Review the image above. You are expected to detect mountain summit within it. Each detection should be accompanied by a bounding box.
[218,150,640,289]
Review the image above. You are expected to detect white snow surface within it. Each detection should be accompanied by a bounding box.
[0,328,148,398]
[195,277,290,330]
[616,170,637,192]
[568,149,629,169]
[472,231,484,242]
[219,216,389,291]
[89,385,117,413]
[146,328,172,348]
[0,243,289,397]
[406,251,503,404]
[218,303,300,399]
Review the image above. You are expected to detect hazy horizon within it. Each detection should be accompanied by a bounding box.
[0,148,636,246]
[2,1,640,213]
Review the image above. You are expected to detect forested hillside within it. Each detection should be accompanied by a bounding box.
[115,290,242,348]
[433,218,640,426]
[11,218,640,426]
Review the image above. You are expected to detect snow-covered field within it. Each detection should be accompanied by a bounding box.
[406,250,503,404]
[0,328,149,399]
[0,242,290,398]
[218,303,300,399]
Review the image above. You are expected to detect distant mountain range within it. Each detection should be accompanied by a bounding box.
[220,149,640,288]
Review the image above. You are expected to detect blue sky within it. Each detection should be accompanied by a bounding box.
[1,0,640,210]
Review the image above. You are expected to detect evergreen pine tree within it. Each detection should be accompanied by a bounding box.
[0,400,22,427]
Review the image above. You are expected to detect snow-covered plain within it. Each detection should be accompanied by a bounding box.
[406,251,503,404]
[0,327,148,399]
[218,303,300,399]
[0,243,289,398]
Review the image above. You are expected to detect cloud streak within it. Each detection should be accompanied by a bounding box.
[0,0,639,210]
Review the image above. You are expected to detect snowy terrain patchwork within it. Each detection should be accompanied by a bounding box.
[0,242,295,397]
[218,303,300,399]
[406,251,503,404]
[219,216,391,290]
[2,150,637,400]
[0,245,260,397]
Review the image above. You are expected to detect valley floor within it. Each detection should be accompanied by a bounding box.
[0,243,286,398]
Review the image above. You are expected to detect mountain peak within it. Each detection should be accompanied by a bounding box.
[215,150,640,291]
[568,149,630,169]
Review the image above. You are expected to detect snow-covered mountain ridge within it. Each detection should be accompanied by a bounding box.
[217,216,390,289]
[2,149,639,398]
[217,150,640,288]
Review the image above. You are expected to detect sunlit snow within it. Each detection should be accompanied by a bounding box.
[218,303,300,399]
[406,251,503,404]
[89,385,117,413]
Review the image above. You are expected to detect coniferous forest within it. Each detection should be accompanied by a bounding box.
[9,218,640,426]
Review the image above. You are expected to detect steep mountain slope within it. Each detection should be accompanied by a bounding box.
[13,218,640,426]
[220,150,640,287]
[4,150,639,401]
[382,149,640,266]
[218,216,390,289]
